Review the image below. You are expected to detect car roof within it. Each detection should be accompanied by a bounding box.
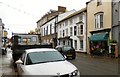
[25,48,57,53]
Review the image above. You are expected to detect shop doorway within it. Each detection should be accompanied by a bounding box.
[90,41,108,55]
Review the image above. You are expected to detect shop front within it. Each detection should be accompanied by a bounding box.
[89,28,111,55]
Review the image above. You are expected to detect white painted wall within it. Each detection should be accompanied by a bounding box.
[40,10,76,44]
[57,11,87,52]
[41,18,56,36]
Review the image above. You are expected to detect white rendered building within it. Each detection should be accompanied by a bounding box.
[57,8,87,52]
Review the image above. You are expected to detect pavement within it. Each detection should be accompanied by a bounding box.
[0,48,17,77]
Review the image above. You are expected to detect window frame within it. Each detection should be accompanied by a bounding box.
[80,25,83,35]
[74,26,77,36]
[79,14,83,21]
[66,28,68,36]
[74,40,77,50]
[65,20,68,26]
[50,24,52,34]
[32,36,37,42]
[80,40,83,50]
[77,25,80,35]
[70,27,73,36]
[69,19,73,25]
[95,13,103,29]
[60,31,62,37]
[63,30,64,37]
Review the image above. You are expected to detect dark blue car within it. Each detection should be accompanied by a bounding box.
[55,45,76,59]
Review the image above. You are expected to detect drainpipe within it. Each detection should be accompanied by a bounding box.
[54,15,58,48]
[118,1,120,55]
[86,2,89,54]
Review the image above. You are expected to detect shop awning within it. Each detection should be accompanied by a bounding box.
[89,33,108,41]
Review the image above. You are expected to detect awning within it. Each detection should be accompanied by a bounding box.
[89,33,108,41]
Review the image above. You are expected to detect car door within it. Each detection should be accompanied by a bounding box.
[17,52,26,75]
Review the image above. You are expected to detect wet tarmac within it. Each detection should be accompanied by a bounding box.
[68,52,119,76]
[0,48,17,77]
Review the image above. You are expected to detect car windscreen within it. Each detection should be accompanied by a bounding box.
[26,51,65,65]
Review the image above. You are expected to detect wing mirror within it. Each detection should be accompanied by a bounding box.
[64,55,67,59]
[15,59,23,64]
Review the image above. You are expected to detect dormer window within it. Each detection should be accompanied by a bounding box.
[97,0,102,6]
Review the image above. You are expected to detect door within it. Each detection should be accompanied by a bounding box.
[17,52,26,75]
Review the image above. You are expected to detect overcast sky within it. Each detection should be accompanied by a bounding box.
[0,0,90,38]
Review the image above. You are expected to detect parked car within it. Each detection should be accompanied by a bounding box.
[16,48,80,76]
[55,45,76,59]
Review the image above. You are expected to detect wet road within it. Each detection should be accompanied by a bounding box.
[0,48,17,77]
[68,53,118,75]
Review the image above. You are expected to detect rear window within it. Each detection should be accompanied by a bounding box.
[63,46,72,51]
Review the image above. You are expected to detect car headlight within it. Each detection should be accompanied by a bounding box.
[71,70,79,76]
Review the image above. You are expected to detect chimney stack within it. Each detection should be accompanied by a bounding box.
[58,6,66,13]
